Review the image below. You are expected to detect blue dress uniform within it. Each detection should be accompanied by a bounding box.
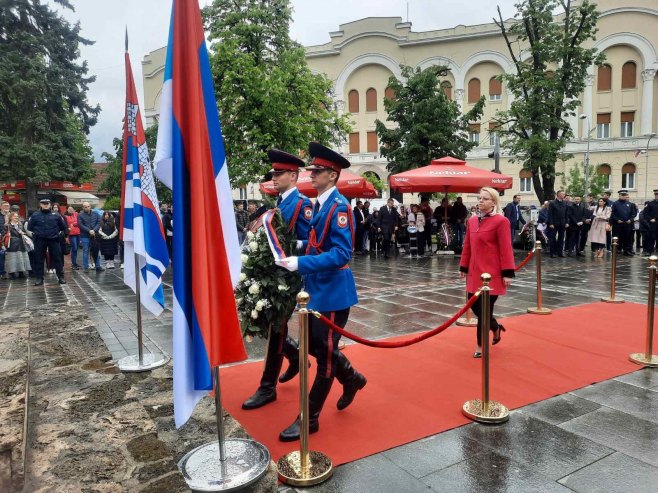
[242,149,313,411]
[278,142,366,442]
[28,199,67,285]
[610,190,638,255]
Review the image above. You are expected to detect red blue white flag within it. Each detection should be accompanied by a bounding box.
[154,0,247,427]
[122,39,169,316]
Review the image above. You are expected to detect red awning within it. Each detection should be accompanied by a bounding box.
[260,170,378,199]
[389,156,513,193]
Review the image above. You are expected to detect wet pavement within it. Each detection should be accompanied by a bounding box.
[2,249,657,492]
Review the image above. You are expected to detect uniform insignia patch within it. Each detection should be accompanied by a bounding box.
[337,212,348,228]
[304,207,312,219]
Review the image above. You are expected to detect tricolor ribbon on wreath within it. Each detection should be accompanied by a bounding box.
[262,209,287,262]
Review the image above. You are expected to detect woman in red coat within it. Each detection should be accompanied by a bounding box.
[459,187,515,358]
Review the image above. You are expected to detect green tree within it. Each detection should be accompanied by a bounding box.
[375,65,485,174]
[100,123,172,205]
[558,161,608,198]
[0,0,99,209]
[203,0,351,187]
[493,0,604,203]
[362,171,383,194]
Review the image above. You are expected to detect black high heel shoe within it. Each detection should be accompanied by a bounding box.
[492,325,506,345]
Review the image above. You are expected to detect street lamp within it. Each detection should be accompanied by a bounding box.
[643,133,657,201]
[579,114,595,196]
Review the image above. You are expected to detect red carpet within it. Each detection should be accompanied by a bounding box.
[220,302,647,466]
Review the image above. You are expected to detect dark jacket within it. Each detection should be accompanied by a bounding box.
[27,209,67,240]
[548,199,567,228]
[639,210,651,232]
[433,204,452,224]
[353,206,365,227]
[450,202,468,224]
[78,210,101,238]
[645,199,658,225]
[610,200,637,223]
[377,205,400,237]
[503,202,526,228]
[566,202,587,228]
[538,208,549,224]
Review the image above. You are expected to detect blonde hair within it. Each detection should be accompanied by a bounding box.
[480,187,502,215]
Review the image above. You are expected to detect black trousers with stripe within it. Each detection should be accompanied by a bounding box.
[309,308,350,379]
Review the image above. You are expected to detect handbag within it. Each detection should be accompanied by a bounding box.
[62,238,71,255]
[2,227,9,249]
[22,234,34,252]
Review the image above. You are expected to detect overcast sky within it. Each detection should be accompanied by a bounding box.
[51,0,518,160]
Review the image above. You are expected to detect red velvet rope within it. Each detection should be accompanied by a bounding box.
[514,249,535,271]
[312,291,482,349]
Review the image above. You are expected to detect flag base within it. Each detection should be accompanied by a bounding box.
[117,352,170,373]
[178,438,270,491]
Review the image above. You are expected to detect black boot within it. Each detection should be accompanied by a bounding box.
[279,376,333,442]
[34,278,44,286]
[334,352,367,411]
[278,336,301,383]
[242,340,284,410]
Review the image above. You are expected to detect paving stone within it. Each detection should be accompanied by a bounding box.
[570,379,658,424]
[457,413,614,480]
[422,449,572,493]
[559,407,658,467]
[558,452,658,493]
[521,394,601,425]
[614,368,658,390]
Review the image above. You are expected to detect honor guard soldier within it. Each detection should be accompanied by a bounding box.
[610,189,637,256]
[275,142,367,442]
[28,198,68,286]
[242,149,312,410]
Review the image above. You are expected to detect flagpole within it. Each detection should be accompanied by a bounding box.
[135,254,144,366]
[178,365,270,491]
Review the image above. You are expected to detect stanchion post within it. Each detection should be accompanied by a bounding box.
[457,289,477,327]
[629,256,658,367]
[527,241,552,315]
[278,292,333,486]
[462,274,509,424]
[602,237,625,304]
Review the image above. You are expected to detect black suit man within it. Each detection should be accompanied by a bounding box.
[377,198,400,259]
[548,190,568,257]
[353,200,365,253]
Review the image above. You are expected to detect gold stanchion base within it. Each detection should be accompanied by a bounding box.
[527,307,552,315]
[601,297,625,304]
[462,399,509,424]
[277,450,333,487]
[628,353,658,367]
[456,317,478,327]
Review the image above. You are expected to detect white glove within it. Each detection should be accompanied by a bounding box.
[296,240,303,250]
[275,257,298,272]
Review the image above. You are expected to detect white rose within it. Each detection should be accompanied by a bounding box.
[239,273,247,282]
[246,231,255,240]
[255,300,265,311]
[248,283,260,295]
[241,254,249,263]
[278,284,287,291]
[249,241,259,251]
[251,309,258,319]
[236,297,243,305]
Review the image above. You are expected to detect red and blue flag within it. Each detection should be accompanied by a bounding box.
[154,0,247,427]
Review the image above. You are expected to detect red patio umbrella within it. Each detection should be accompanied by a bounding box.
[260,169,378,198]
[389,156,513,194]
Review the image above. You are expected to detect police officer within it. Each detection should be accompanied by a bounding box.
[610,189,637,256]
[242,149,312,410]
[28,198,67,285]
[644,190,658,255]
[275,142,366,442]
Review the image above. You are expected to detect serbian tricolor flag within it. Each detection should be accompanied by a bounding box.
[154,0,247,427]
[121,34,169,316]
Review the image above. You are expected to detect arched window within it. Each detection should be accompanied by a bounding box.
[622,163,636,189]
[489,76,502,101]
[348,89,359,113]
[622,61,637,89]
[597,64,612,92]
[468,78,481,103]
[519,169,533,193]
[441,81,452,100]
[366,88,377,112]
[598,164,611,189]
[384,86,395,101]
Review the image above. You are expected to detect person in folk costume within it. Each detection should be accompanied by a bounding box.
[242,149,313,410]
[275,142,367,441]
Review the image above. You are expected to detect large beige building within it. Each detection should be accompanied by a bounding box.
[142,0,658,203]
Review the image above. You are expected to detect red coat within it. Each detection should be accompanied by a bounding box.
[65,212,80,236]
[460,213,515,295]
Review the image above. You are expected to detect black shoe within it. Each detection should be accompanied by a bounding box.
[278,335,302,383]
[34,278,44,286]
[279,416,319,442]
[96,267,106,272]
[72,265,80,270]
[337,372,367,411]
[58,278,67,284]
[241,388,276,410]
